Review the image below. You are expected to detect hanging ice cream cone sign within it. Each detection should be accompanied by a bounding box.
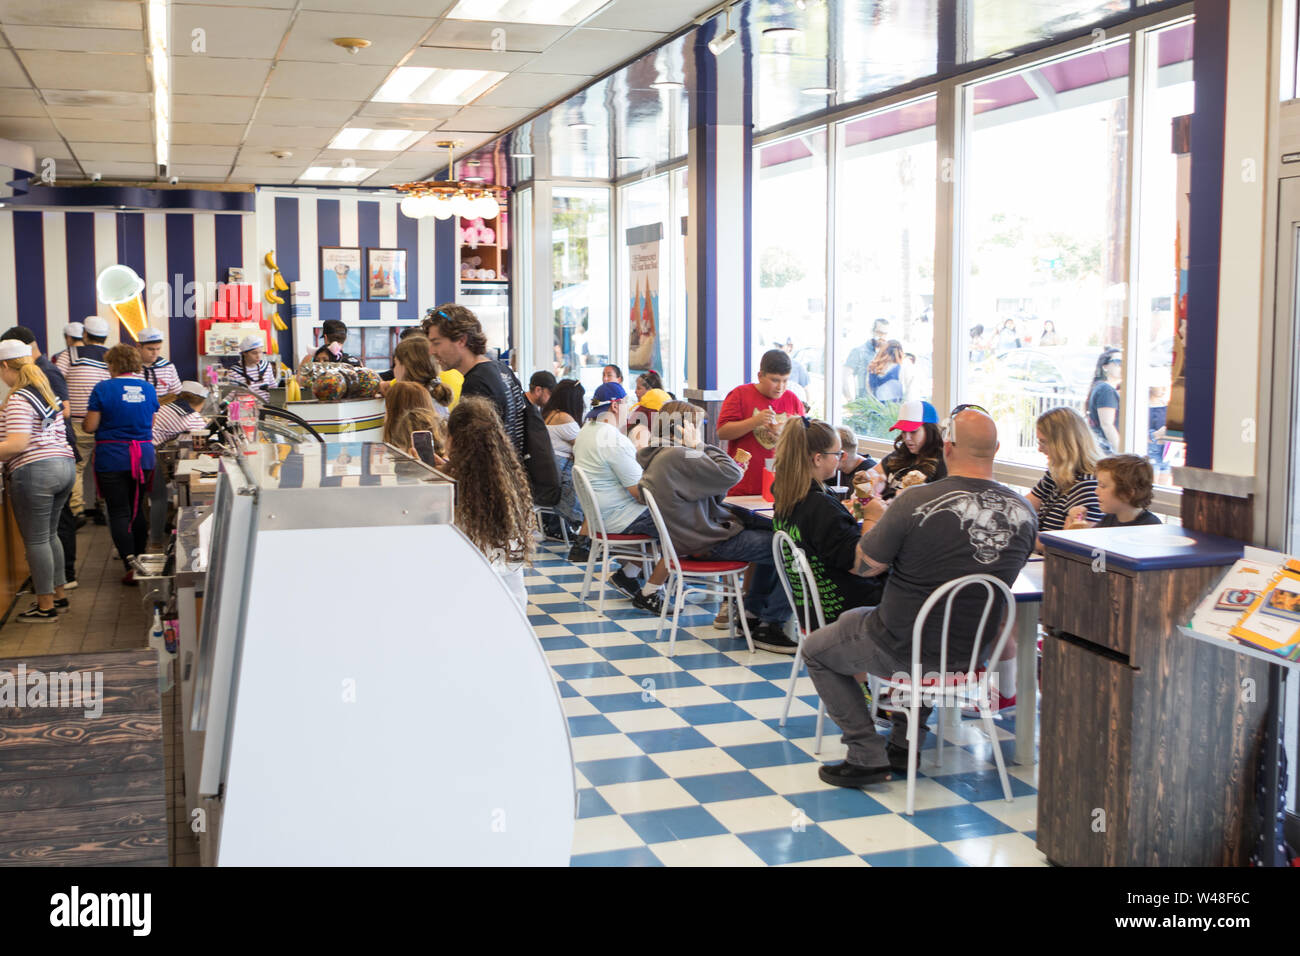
[96,264,148,340]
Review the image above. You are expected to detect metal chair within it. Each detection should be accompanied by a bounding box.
[773,531,829,751]
[642,488,753,656]
[571,466,657,616]
[532,505,570,545]
[877,573,1016,816]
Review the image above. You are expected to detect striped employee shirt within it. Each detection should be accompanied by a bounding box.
[0,386,73,474]
[65,344,111,420]
[229,359,276,401]
[152,402,206,445]
[53,349,72,376]
[1030,470,1103,532]
[142,358,182,398]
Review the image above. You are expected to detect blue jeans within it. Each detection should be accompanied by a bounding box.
[699,529,791,624]
[555,456,583,525]
[10,456,75,595]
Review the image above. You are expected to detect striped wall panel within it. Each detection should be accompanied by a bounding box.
[0,189,437,381]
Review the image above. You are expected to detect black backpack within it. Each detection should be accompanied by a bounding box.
[493,362,561,507]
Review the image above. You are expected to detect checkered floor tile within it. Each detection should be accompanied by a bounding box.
[526,541,1046,867]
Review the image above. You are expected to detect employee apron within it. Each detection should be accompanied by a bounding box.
[94,439,153,522]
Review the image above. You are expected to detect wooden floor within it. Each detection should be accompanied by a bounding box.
[0,523,197,866]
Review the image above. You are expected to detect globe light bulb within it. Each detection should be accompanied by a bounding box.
[399,195,423,218]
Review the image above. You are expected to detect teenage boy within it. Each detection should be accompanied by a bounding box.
[53,321,85,376]
[66,316,112,521]
[804,410,1035,786]
[834,425,876,489]
[135,328,182,403]
[716,349,806,496]
[528,370,556,409]
[638,401,794,651]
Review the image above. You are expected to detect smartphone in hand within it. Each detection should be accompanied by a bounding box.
[411,430,438,468]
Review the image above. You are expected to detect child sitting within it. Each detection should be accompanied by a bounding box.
[863,400,947,500]
[1064,454,1162,529]
[833,425,876,490]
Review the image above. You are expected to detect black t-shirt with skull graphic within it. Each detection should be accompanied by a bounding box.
[858,476,1035,670]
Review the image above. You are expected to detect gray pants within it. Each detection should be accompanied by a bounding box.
[801,605,931,767]
[10,456,75,596]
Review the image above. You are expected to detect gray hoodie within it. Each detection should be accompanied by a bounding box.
[637,442,744,557]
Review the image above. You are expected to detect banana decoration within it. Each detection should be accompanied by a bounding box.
[265,288,285,305]
[262,249,290,332]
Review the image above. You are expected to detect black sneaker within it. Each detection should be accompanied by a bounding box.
[631,589,664,615]
[54,597,69,612]
[608,568,640,600]
[567,537,591,564]
[16,605,57,624]
[818,760,894,788]
[753,621,798,655]
[885,743,911,775]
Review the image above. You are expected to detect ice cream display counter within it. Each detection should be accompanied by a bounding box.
[187,439,575,865]
[284,398,386,442]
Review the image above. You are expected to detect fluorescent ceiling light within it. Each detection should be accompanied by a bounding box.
[569,122,592,130]
[510,152,534,158]
[147,0,169,173]
[445,0,612,26]
[801,87,835,95]
[373,67,508,106]
[651,79,684,90]
[328,128,424,151]
[298,166,377,183]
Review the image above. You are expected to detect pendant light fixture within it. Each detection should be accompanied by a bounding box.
[395,140,503,220]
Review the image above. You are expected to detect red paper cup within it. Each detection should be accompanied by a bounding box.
[761,465,775,502]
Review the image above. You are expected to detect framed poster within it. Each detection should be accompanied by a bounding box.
[366,247,408,301]
[320,246,362,301]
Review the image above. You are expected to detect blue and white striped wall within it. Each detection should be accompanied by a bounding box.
[0,188,441,381]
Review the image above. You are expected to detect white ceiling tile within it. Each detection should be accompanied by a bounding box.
[44,157,84,178]
[4,26,144,53]
[471,71,588,108]
[82,162,158,178]
[439,106,534,132]
[355,101,461,121]
[0,0,142,29]
[57,119,153,143]
[345,116,445,132]
[0,117,61,140]
[45,105,150,122]
[18,51,150,92]
[171,164,233,178]
[0,49,25,88]
[522,28,662,75]
[71,143,157,163]
[229,168,303,184]
[172,5,294,60]
[173,57,272,97]
[172,94,257,125]
[1,89,48,117]
[407,130,492,152]
[302,0,456,14]
[403,47,535,71]
[170,144,239,164]
[314,148,405,164]
[584,0,713,32]
[265,60,390,100]
[243,125,341,148]
[255,97,363,126]
[278,10,436,65]
[230,160,305,177]
[423,20,568,53]
[173,0,294,7]
[172,123,248,146]
[22,141,77,163]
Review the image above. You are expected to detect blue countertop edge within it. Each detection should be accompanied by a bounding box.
[1040,525,1244,572]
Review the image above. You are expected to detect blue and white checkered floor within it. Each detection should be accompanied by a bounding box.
[526,540,1047,867]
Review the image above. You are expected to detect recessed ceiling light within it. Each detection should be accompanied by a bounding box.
[372,67,508,106]
[328,128,424,151]
[801,87,836,96]
[569,122,592,131]
[763,27,800,37]
[445,0,611,26]
[651,79,684,90]
[298,166,377,183]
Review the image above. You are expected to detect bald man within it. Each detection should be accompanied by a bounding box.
[805,410,1037,788]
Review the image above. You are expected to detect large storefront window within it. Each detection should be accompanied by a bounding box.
[835,96,937,440]
[619,175,671,394]
[1134,19,1193,484]
[552,187,610,395]
[753,130,827,418]
[960,40,1130,465]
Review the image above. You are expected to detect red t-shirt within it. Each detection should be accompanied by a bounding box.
[717,383,806,495]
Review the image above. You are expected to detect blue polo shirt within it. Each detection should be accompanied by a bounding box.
[88,377,159,473]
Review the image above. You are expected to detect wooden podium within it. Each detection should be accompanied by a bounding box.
[1036,526,1271,866]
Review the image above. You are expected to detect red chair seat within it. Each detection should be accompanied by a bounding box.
[602,533,653,541]
[679,559,749,573]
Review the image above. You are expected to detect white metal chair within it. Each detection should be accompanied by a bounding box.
[642,488,753,655]
[571,466,658,616]
[878,573,1016,816]
[773,531,829,752]
[532,505,570,545]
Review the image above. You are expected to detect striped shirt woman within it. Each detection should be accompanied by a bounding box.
[153,400,206,445]
[1028,406,1104,538]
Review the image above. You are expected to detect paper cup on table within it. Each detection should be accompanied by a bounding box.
[96,264,148,340]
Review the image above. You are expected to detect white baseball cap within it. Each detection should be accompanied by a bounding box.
[137,327,164,343]
[0,340,31,361]
[63,323,84,339]
[179,380,207,397]
[239,335,263,353]
[82,316,110,337]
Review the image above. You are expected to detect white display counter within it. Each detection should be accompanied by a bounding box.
[286,398,385,442]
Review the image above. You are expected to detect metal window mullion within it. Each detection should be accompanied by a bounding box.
[1121,30,1145,454]
[826,120,837,424]
[934,78,960,420]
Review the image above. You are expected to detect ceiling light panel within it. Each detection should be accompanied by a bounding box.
[298,166,378,183]
[445,0,613,27]
[328,128,425,151]
[372,67,509,106]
